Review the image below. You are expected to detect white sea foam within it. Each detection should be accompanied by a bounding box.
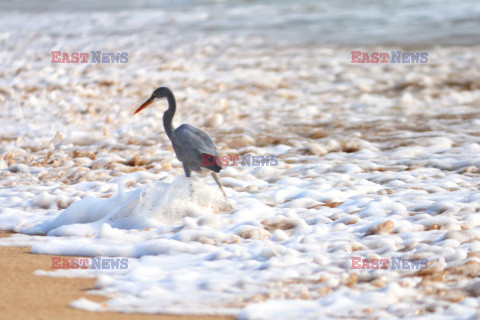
[1,3,480,319]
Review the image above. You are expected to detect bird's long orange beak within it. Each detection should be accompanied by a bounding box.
[134,96,154,115]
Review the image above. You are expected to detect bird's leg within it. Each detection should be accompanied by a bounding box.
[212,173,233,210]
[183,164,194,197]
[183,164,191,177]
[211,172,227,199]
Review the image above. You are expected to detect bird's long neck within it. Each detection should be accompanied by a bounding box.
[163,91,176,141]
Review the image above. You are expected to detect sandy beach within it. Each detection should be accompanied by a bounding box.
[0,231,232,320]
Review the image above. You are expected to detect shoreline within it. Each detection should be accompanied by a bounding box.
[0,231,234,320]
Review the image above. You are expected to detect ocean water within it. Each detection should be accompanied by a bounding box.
[1,0,480,46]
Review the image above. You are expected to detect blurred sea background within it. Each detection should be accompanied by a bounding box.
[1,0,480,46]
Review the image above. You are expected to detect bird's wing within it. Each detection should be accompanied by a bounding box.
[173,124,220,158]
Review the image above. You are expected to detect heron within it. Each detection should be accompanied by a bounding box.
[134,87,228,200]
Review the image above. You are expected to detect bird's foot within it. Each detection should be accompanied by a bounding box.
[224,199,234,212]
[188,178,195,199]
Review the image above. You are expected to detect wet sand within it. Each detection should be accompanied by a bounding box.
[0,231,234,320]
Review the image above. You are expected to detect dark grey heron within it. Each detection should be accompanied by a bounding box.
[134,87,228,199]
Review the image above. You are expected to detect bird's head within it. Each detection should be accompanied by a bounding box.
[134,87,172,115]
